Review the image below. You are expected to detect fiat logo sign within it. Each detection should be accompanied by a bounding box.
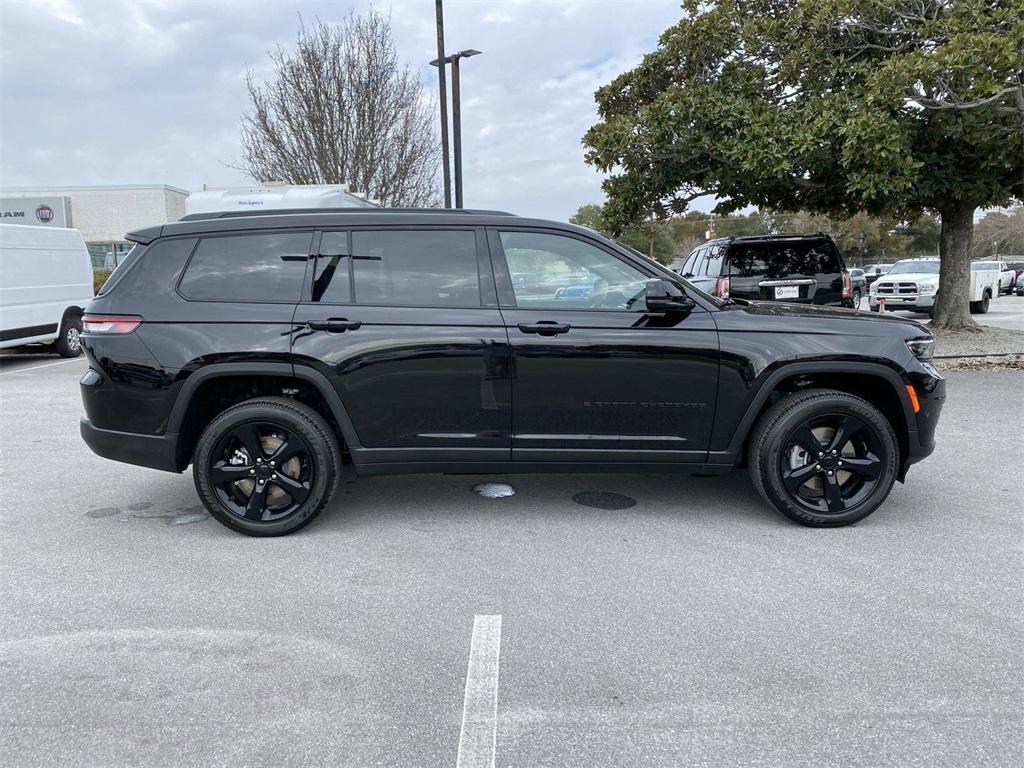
[35,205,55,223]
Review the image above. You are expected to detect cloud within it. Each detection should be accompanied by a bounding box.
[1,0,689,221]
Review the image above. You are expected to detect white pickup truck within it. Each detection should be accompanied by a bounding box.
[868,257,1000,316]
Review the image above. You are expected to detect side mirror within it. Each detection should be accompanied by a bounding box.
[645,279,695,314]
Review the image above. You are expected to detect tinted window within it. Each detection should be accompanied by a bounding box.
[96,244,145,295]
[704,246,725,277]
[499,230,649,310]
[693,248,708,275]
[313,231,351,303]
[104,238,197,299]
[179,232,311,302]
[350,230,479,307]
[680,248,699,276]
[727,240,840,277]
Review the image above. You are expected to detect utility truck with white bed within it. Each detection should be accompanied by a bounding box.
[869,257,999,316]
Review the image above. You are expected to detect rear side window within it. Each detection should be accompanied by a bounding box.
[727,240,840,277]
[101,238,197,299]
[704,246,725,277]
[96,244,145,295]
[351,230,479,307]
[179,232,312,302]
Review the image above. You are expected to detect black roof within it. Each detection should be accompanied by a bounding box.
[126,207,580,245]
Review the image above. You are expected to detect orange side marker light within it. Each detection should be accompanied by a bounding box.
[905,385,920,414]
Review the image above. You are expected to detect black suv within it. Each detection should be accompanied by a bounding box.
[79,209,944,535]
[678,233,853,306]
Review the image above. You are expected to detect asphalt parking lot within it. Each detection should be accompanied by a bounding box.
[1,354,1021,767]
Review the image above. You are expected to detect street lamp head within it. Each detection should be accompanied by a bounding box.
[430,49,482,66]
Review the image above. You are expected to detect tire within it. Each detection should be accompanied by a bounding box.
[852,288,861,308]
[971,293,990,314]
[747,388,899,527]
[54,314,83,357]
[193,397,340,536]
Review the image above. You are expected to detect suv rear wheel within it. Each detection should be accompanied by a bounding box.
[748,388,898,527]
[193,397,340,536]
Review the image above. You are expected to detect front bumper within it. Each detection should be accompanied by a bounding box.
[869,293,935,311]
[902,365,945,476]
[80,417,181,473]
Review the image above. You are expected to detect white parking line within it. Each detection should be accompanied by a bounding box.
[0,358,86,375]
[456,615,502,768]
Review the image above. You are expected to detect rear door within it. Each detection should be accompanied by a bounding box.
[727,239,844,305]
[291,227,511,464]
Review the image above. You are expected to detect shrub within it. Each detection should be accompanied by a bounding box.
[93,270,112,295]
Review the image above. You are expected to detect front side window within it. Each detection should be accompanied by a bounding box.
[499,230,649,310]
[351,230,479,307]
[179,232,312,302]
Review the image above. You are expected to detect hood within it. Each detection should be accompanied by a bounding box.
[730,299,931,334]
[875,272,939,283]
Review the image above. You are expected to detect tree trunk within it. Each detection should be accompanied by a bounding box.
[930,203,981,332]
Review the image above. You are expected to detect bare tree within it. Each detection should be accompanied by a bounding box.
[238,11,441,207]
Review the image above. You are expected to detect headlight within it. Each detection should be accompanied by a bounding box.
[869,284,878,294]
[919,282,938,294]
[906,337,934,361]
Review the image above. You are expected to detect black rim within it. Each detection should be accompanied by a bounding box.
[209,422,314,523]
[779,414,884,515]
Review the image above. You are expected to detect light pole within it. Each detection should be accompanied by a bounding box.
[432,49,481,208]
[433,1,451,208]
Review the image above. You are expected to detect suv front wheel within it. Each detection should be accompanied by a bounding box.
[193,397,340,536]
[748,388,898,527]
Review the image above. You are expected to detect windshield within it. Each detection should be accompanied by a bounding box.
[887,261,939,275]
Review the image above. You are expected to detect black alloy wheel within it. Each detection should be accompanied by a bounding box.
[193,398,339,536]
[209,422,314,523]
[748,388,898,527]
[779,414,883,516]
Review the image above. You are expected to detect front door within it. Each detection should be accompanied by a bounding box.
[490,228,719,464]
[291,227,511,465]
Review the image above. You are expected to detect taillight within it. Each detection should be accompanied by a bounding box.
[842,271,852,299]
[81,314,143,334]
[715,276,730,298]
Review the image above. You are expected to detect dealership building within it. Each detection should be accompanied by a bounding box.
[0,184,189,267]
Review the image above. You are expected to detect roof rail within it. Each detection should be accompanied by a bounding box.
[179,207,516,221]
[731,232,830,241]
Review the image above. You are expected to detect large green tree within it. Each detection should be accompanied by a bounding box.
[584,0,1023,330]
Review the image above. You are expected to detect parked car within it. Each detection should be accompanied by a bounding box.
[0,223,93,357]
[1016,278,1024,297]
[848,268,868,307]
[863,264,893,286]
[869,257,1000,316]
[676,233,854,306]
[79,208,944,535]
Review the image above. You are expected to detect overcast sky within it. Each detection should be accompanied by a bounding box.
[0,0,693,221]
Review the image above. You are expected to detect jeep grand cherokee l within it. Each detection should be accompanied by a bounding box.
[79,209,945,536]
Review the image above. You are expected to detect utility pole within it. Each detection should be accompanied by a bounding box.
[434,0,451,208]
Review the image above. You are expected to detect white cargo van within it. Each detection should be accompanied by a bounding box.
[0,224,94,357]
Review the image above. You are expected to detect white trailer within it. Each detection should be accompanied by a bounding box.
[185,184,377,216]
[0,224,94,356]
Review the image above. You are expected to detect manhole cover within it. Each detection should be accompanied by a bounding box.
[473,483,515,499]
[572,491,636,510]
